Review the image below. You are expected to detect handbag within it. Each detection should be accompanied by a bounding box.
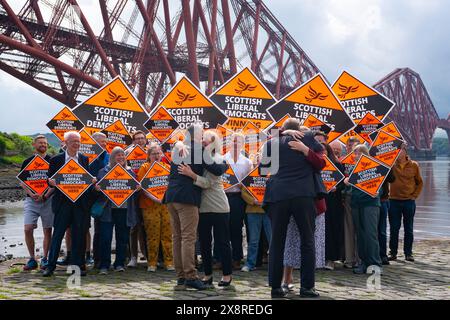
[90,198,108,218]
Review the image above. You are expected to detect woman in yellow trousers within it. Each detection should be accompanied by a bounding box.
[137,142,174,272]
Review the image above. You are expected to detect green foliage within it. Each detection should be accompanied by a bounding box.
[0,138,5,156]
[432,137,449,156]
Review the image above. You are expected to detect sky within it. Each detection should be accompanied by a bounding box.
[0,0,449,137]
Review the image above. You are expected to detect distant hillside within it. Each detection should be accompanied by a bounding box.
[0,132,58,166]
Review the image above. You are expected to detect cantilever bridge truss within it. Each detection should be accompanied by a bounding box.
[0,0,447,150]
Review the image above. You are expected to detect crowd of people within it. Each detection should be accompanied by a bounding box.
[19,118,424,298]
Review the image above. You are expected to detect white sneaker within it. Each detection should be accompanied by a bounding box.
[166,265,175,271]
[147,266,156,272]
[241,265,250,272]
[127,257,137,268]
[99,268,108,275]
[115,266,125,272]
[324,261,335,270]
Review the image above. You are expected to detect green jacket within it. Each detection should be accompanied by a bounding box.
[350,187,381,208]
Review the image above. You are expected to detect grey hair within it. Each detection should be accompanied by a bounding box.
[92,132,106,140]
[63,131,81,141]
[109,146,126,167]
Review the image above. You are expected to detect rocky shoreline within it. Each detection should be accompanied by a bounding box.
[0,166,25,203]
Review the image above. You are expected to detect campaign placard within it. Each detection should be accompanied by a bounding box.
[302,114,333,134]
[369,121,404,142]
[267,74,355,143]
[73,76,149,135]
[321,156,345,193]
[348,155,390,197]
[369,131,403,167]
[156,76,228,129]
[241,166,269,203]
[46,106,84,141]
[210,67,276,131]
[216,124,234,155]
[341,151,358,176]
[101,120,133,153]
[97,164,139,207]
[241,121,268,156]
[144,106,179,142]
[332,71,395,123]
[338,130,366,146]
[353,112,384,144]
[126,145,147,174]
[16,155,49,195]
[221,164,240,191]
[140,161,170,203]
[160,129,186,162]
[51,159,93,202]
[79,129,104,164]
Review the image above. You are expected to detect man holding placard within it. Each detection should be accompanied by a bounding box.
[43,131,95,277]
[18,135,54,271]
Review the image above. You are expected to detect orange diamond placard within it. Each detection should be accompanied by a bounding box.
[157,76,228,130]
[241,121,268,156]
[16,155,50,195]
[369,131,403,167]
[321,156,345,193]
[46,106,84,141]
[341,151,358,176]
[73,76,148,135]
[267,74,355,143]
[144,106,179,142]
[161,128,186,162]
[332,71,395,123]
[241,166,269,203]
[101,120,133,153]
[353,112,384,144]
[221,164,240,191]
[97,164,139,207]
[210,67,276,131]
[369,121,404,142]
[126,145,148,174]
[51,159,93,202]
[79,129,104,164]
[348,155,390,197]
[302,114,332,134]
[140,161,170,203]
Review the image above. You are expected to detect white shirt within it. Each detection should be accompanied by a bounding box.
[65,151,79,164]
[224,151,253,193]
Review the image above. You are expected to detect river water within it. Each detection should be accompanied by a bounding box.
[0,159,449,258]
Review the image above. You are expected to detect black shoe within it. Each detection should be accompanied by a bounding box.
[388,254,397,261]
[218,277,232,287]
[42,269,54,277]
[271,288,287,298]
[381,257,390,265]
[202,276,213,286]
[300,287,320,298]
[405,255,415,262]
[185,279,207,290]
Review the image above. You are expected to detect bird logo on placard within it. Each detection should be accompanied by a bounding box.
[308,119,319,126]
[60,112,72,120]
[305,86,328,103]
[175,90,196,106]
[379,135,389,144]
[113,171,125,179]
[67,165,79,173]
[153,168,163,175]
[134,151,145,158]
[105,89,128,106]
[360,161,372,170]
[81,136,89,143]
[235,79,257,95]
[338,83,359,99]
[112,124,122,133]
[32,162,45,170]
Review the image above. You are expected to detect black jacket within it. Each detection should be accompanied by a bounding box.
[261,132,324,205]
[163,141,228,207]
[48,152,91,213]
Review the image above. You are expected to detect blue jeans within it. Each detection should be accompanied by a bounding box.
[378,201,389,259]
[99,209,130,269]
[389,200,416,256]
[245,213,271,269]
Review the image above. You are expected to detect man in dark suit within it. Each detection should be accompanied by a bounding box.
[163,123,227,290]
[43,131,94,277]
[261,118,324,298]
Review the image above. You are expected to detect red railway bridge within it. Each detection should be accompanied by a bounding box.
[0,0,448,153]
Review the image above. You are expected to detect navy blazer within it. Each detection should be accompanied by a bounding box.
[261,132,324,205]
[163,140,228,207]
[48,152,91,213]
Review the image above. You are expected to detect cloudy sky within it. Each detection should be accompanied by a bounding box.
[0,0,449,136]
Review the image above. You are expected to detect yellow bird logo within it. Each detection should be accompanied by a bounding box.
[235,78,257,95]
[175,90,196,106]
[338,83,359,99]
[305,86,328,103]
[105,89,128,106]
